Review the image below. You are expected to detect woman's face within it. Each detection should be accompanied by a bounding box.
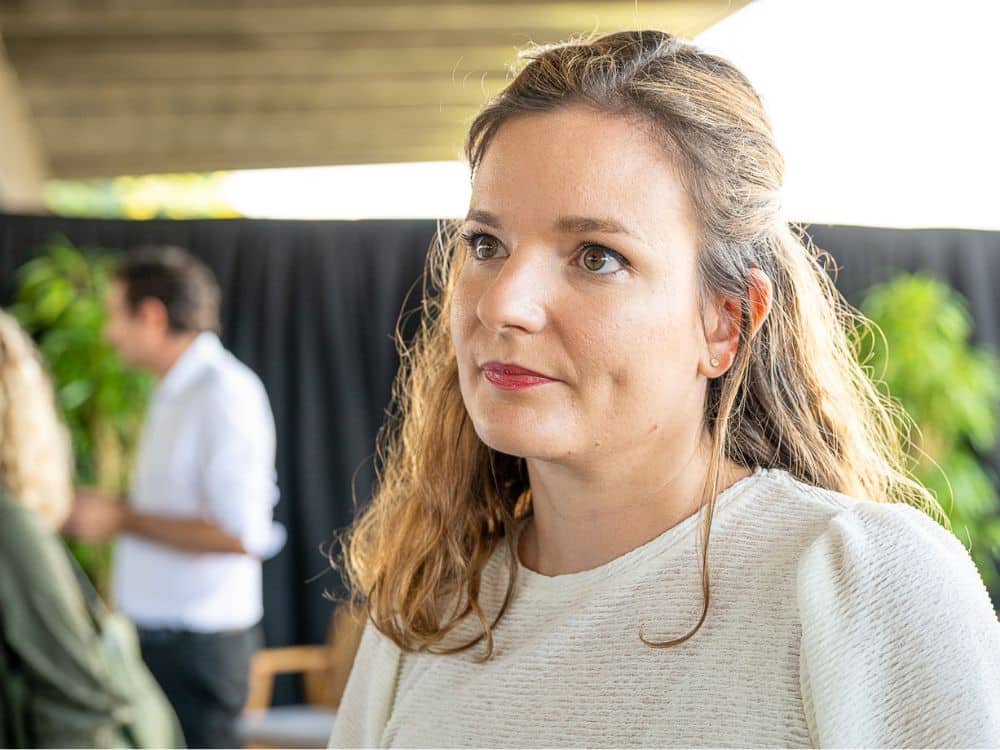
[451,106,713,469]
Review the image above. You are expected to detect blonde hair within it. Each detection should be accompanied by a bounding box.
[0,310,74,529]
[344,31,939,656]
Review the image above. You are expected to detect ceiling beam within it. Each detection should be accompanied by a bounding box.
[0,35,582,74]
[37,105,472,154]
[0,0,749,179]
[50,144,466,178]
[1,28,626,57]
[0,0,655,10]
[0,2,739,37]
[25,76,507,117]
[9,47,515,83]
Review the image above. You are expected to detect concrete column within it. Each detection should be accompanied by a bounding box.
[0,35,48,212]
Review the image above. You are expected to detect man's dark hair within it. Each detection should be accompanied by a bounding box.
[115,246,221,334]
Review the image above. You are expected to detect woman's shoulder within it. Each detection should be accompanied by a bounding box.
[793,482,991,606]
[0,487,91,622]
[778,468,998,650]
[734,468,994,609]
[746,467,962,550]
[782,473,1000,746]
[742,466,855,517]
[330,619,405,748]
[721,467,858,562]
[0,488,55,566]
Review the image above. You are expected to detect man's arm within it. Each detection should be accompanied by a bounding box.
[63,489,247,555]
[121,507,247,554]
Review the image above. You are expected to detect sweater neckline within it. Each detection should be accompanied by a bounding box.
[510,466,769,598]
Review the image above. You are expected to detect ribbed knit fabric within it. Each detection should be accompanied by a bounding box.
[330,467,1000,748]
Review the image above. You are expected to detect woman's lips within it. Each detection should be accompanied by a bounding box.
[480,362,557,390]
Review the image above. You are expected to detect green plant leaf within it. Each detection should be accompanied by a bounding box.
[860,273,1000,594]
[11,238,151,598]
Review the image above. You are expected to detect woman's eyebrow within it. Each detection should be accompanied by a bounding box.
[555,215,639,239]
[464,209,502,229]
[464,210,639,241]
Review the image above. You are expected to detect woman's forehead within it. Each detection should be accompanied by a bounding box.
[469,108,694,235]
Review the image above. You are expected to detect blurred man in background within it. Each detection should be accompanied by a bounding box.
[65,245,285,749]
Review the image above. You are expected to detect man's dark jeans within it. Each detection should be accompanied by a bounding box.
[139,625,262,749]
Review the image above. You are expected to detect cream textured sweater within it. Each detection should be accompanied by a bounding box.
[330,467,1000,748]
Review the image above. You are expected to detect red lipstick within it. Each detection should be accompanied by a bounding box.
[481,362,557,391]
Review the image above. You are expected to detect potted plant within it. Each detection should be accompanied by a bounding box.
[8,237,152,596]
[858,273,1000,594]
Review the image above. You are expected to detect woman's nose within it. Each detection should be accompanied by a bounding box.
[475,249,548,334]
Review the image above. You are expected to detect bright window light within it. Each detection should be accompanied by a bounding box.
[220,161,471,220]
[696,0,1000,230]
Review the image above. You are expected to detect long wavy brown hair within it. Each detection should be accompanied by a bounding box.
[0,310,74,529]
[343,30,939,657]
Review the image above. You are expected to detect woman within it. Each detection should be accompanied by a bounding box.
[0,310,182,748]
[331,31,1000,747]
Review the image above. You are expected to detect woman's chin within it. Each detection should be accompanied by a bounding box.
[471,420,570,461]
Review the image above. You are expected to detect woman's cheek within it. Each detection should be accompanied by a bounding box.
[450,284,478,347]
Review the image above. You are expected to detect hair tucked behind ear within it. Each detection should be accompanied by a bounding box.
[342,30,939,655]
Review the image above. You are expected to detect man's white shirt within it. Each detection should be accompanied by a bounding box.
[114,332,285,631]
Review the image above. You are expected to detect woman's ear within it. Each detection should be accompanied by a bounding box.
[700,294,741,378]
[700,268,773,378]
[746,268,773,337]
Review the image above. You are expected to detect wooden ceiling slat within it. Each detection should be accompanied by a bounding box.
[3,29,606,57]
[26,77,507,116]
[11,47,516,83]
[0,2,734,37]
[1,0,618,10]
[51,145,468,178]
[37,106,472,151]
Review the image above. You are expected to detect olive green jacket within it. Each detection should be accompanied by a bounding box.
[0,489,183,748]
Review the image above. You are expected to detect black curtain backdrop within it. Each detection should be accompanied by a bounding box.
[0,214,434,703]
[2,214,999,696]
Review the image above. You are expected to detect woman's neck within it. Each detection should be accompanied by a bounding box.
[518,449,749,577]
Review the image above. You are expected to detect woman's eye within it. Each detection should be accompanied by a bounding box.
[467,234,507,261]
[579,245,627,274]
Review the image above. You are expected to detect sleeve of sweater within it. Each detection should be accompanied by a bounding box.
[329,622,403,749]
[797,500,1000,748]
[0,501,130,747]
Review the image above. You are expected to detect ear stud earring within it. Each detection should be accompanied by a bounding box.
[710,357,720,367]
